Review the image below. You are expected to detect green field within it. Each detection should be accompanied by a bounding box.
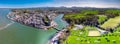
[64,26,120,44]
[101,16,120,29]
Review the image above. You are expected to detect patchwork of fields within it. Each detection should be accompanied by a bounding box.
[63,9,120,44]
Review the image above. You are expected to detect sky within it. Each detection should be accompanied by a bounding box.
[0,0,120,8]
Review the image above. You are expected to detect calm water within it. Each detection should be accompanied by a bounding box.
[0,9,67,44]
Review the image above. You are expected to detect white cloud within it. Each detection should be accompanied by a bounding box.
[0,1,120,8]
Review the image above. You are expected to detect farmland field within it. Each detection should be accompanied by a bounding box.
[101,16,120,29]
[62,9,120,44]
[64,26,120,44]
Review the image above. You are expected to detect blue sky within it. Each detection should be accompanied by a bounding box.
[0,0,120,8]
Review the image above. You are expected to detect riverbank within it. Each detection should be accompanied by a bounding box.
[7,9,69,44]
[47,28,69,44]
[47,14,69,44]
[2,9,68,44]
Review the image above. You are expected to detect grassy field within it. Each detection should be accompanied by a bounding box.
[64,26,120,44]
[64,26,100,44]
[101,16,120,29]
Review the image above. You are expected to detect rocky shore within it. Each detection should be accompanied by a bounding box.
[48,28,69,44]
[7,9,58,30]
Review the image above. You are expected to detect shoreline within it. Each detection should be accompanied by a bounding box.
[47,28,69,44]
[7,10,69,44]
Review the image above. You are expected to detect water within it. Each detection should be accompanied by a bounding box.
[0,9,67,44]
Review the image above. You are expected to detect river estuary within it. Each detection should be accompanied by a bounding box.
[0,9,68,44]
